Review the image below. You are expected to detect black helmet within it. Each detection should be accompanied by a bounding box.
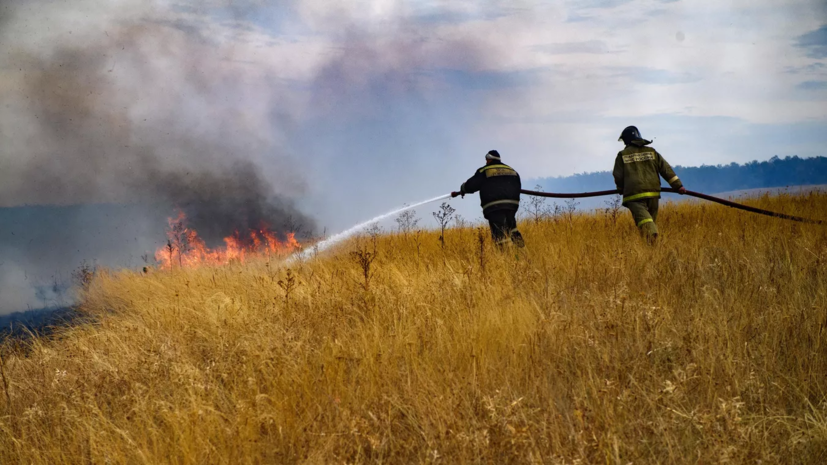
[618,126,652,146]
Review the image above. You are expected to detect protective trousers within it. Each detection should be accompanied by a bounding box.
[626,198,659,240]
[487,210,525,248]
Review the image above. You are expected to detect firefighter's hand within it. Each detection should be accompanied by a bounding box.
[678,187,687,195]
[451,191,460,198]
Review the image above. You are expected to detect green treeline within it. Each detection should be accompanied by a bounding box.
[535,156,827,194]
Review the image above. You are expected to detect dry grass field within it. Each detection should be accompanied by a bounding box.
[1,192,826,464]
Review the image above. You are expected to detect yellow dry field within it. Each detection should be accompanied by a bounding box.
[2,193,827,464]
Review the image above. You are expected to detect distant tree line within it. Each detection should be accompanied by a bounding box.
[534,156,827,194]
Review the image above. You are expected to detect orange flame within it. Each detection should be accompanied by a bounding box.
[154,211,300,268]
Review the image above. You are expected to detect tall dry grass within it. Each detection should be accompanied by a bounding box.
[1,192,826,464]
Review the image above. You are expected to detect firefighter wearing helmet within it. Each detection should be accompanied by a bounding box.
[612,126,686,244]
[452,150,525,248]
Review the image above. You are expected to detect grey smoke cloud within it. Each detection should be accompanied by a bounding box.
[0,9,314,242]
[0,0,499,233]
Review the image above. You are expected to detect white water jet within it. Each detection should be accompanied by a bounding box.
[291,193,452,262]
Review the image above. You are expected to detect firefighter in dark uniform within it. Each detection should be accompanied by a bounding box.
[452,150,525,247]
[613,126,686,244]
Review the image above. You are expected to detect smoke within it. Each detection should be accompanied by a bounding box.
[0,0,507,233]
[152,162,314,243]
[0,5,314,244]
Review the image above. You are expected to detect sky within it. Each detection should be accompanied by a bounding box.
[0,0,825,312]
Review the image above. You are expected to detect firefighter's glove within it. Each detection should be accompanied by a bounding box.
[451,191,461,198]
[678,187,687,195]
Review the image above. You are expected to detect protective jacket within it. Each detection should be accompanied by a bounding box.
[461,163,521,218]
[612,144,683,204]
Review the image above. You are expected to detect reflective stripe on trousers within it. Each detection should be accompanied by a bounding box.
[623,191,660,203]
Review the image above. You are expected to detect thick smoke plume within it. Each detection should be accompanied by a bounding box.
[1,12,314,244]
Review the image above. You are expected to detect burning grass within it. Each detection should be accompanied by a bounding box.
[154,211,301,268]
[1,192,827,463]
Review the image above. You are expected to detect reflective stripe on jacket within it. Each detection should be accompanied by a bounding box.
[460,163,522,218]
[612,145,683,204]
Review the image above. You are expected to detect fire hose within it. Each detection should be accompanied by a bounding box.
[521,188,824,225]
[451,188,824,225]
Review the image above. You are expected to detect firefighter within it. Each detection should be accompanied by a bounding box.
[613,126,686,244]
[452,150,525,248]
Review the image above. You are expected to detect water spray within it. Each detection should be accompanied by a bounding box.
[292,193,452,261]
